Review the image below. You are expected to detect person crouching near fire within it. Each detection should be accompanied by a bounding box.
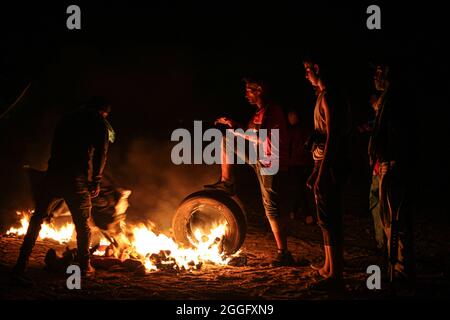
[205,76,297,267]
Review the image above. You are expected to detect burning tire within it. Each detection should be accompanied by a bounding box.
[172,189,247,254]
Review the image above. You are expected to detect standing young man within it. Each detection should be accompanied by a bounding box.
[205,76,295,266]
[303,58,348,290]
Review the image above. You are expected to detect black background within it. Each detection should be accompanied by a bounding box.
[0,1,449,229]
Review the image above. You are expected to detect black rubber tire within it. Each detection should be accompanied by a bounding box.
[172,189,247,254]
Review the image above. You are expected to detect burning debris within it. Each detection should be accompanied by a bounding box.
[3,169,248,276]
[4,211,246,275]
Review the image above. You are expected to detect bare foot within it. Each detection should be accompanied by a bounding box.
[310,264,330,278]
[318,268,329,277]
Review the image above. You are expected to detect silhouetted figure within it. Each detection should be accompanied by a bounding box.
[12,97,113,283]
[368,64,415,289]
[303,57,348,291]
[357,93,386,251]
[365,93,387,251]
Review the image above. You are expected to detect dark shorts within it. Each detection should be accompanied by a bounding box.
[313,160,344,246]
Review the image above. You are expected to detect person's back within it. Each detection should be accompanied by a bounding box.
[48,107,109,180]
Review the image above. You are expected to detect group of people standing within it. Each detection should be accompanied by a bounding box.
[11,55,414,293]
[206,56,415,292]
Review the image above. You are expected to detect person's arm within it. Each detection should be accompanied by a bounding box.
[215,116,263,143]
[315,96,335,192]
[232,129,261,144]
[215,117,243,130]
[357,120,374,133]
[216,110,284,147]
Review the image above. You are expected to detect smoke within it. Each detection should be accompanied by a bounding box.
[110,137,218,232]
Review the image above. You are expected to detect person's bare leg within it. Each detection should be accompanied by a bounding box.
[308,244,344,291]
[205,138,235,194]
[327,244,343,280]
[220,138,233,183]
[321,245,331,277]
[268,216,295,267]
[268,217,287,251]
[312,245,330,277]
[13,214,44,275]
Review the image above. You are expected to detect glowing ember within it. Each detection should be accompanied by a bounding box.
[92,238,112,256]
[6,211,237,273]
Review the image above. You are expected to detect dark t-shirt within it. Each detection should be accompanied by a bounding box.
[369,86,411,164]
[47,108,109,181]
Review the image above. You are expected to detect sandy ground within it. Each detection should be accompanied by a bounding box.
[1,212,449,300]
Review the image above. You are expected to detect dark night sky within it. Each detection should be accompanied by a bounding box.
[0,1,449,228]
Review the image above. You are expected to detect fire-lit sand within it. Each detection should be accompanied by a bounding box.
[1,211,450,299]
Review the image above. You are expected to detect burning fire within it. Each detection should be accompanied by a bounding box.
[6,211,236,273]
[6,211,75,244]
[130,223,231,271]
[92,238,112,256]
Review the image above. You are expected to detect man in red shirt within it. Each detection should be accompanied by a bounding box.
[205,76,294,266]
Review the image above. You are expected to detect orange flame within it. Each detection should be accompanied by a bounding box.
[6,211,75,244]
[130,222,232,272]
[6,210,237,272]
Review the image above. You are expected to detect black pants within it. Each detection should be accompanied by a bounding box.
[379,161,415,280]
[15,172,92,271]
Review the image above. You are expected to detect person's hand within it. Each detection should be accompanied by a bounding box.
[313,177,321,197]
[90,182,101,198]
[357,123,371,133]
[214,117,236,128]
[306,173,315,190]
[314,166,335,196]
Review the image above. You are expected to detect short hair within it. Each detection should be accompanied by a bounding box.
[302,53,344,90]
[302,54,330,78]
[302,50,326,71]
[243,76,266,90]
